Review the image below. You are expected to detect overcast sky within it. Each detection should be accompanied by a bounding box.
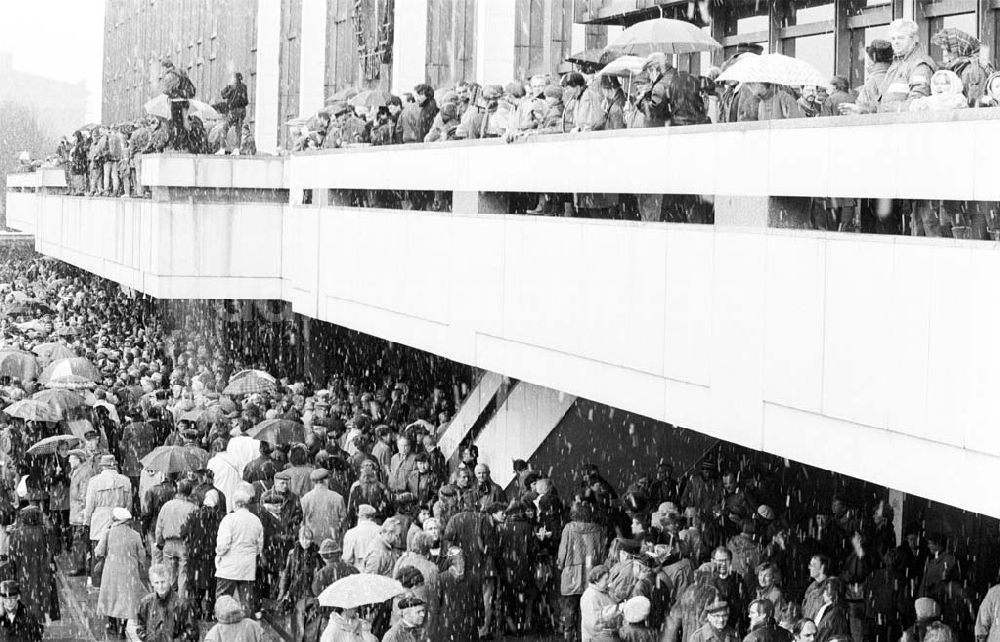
[0,1,105,121]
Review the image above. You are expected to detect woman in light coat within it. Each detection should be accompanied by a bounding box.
[215,487,264,615]
[96,508,147,638]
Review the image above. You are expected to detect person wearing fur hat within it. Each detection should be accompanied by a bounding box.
[619,595,657,642]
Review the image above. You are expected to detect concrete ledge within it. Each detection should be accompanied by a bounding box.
[140,154,287,190]
[7,169,68,190]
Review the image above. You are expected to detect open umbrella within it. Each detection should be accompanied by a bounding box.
[716,53,827,87]
[609,18,721,56]
[92,400,121,424]
[141,445,210,474]
[46,375,97,390]
[566,48,610,66]
[12,320,47,334]
[33,388,87,414]
[248,418,304,445]
[144,94,222,120]
[0,349,40,381]
[4,399,61,422]
[26,434,81,457]
[317,574,405,609]
[53,326,79,337]
[223,369,277,396]
[349,89,392,108]
[32,342,75,364]
[597,55,650,78]
[327,87,359,103]
[39,357,100,387]
[180,407,222,425]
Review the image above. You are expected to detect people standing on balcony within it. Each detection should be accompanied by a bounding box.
[103,125,126,197]
[753,83,805,121]
[841,19,936,115]
[822,76,855,117]
[400,84,438,144]
[69,130,89,196]
[932,28,994,107]
[220,72,249,150]
[87,126,108,197]
[718,43,765,123]
[909,70,969,112]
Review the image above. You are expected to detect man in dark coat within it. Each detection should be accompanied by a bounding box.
[179,490,223,620]
[0,580,42,642]
[135,564,199,642]
[242,441,276,486]
[312,538,358,634]
[8,507,59,624]
[143,473,177,539]
[743,599,792,642]
[119,412,158,513]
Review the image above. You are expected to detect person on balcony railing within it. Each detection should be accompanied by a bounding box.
[841,20,936,115]
[400,84,438,144]
[932,28,994,108]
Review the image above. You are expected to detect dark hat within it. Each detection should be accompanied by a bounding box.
[543,85,564,100]
[397,595,426,610]
[83,429,99,440]
[698,459,717,472]
[99,454,118,468]
[274,470,292,481]
[705,598,729,614]
[0,580,19,597]
[319,538,342,557]
[309,468,329,482]
[619,538,642,555]
[735,43,764,56]
[438,484,457,498]
[396,492,417,505]
[261,491,283,505]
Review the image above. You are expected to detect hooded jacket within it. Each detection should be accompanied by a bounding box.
[558,520,607,595]
[204,596,264,642]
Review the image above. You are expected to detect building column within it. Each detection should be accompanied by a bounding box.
[299,0,328,116]
[392,0,429,94]
[475,0,517,85]
[254,0,282,154]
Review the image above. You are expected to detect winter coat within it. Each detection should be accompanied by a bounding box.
[360,535,396,576]
[180,505,222,592]
[664,573,722,642]
[558,520,606,596]
[68,461,94,526]
[96,522,147,619]
[278,544,323,602]
[46,455,70,511]
[0,602,42,642]
[319,612,378,642]
[347,479,391,520]
[757,87,805,121]
[85,468,133,538]
[382,621,422,642]
[400,101,437,143]
[404,469,437,507]
[497,518,536,593]
[444,509,495,582]
[204,596,264,642]
[688,623,740,642]
[976,585,1000,642]
[948,54,993,107]
[342,519,381,569]
[119,421,157,477]
[387,453,416,494]
[620,622,659,642]
[8,517,59,622]
[215,507,263,581]
[301,486,347,544]
[814,603,851,642]
[391,553,441,631]
[312,559,358,597]
[878,46,937,113]
[743,620,793,642]
[134,588,199,642]
[581,584,620,642]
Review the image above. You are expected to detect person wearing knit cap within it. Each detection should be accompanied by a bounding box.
[689,597,739,642]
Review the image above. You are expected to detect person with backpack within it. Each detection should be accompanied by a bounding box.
[159,60,197,151]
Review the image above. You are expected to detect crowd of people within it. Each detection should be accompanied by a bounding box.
[0,254,992,642]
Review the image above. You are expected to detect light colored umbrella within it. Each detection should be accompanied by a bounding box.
[39,357,100,387]
[248,418,304,445]
[597,55,649,78]
[12,320,47,334]
[141,445,210,474]
[349,89,392,108]
[32,342,75,364]
[716,53,827,87]
[47,374,97,390]
[53,326,79,337]
[4,399,61,422]
[26,434,81,457]
[144,94,222,120]
[327,87,359,103]
[223,369,277,396]
[566,48,610,66]
[0,349,40,381]
[180,407,222,425]
[32,388,86,414]
[317,574,405,608]
[92,399,120,424]
[609,18,721,56]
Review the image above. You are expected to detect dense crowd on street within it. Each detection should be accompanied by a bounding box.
[0,255,992,642]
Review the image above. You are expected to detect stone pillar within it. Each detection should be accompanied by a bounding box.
[475,0,517,85]
[299,0,328,117]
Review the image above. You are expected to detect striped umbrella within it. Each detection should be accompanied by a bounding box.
[47,374,98,390]
[223,369,277,396]
[39,357,100,387]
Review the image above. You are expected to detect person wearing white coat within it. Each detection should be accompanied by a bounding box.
[215,488,263,614]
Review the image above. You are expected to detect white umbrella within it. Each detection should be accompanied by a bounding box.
[144,94,222,121]
[597,55,649,78]
[609,18,721,56]
[717,53,827,87]
[317,574,405,608]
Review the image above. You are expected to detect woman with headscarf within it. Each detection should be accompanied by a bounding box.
[96,507,147,637]
[910,70,969,111]
[932,27,994,106]
[7,506,60,625]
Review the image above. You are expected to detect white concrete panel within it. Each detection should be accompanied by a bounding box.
[964,248,1000,456]
[762,233,825,413]
[923,244,973,448]
[768,126,830,197]
[663,225,713,386]
[477,382,576,489]
[254,0,282,154]
[298,0,327,116]
[825,125,897,199]
[391,0,429,94]
[709,231,766,449]
[895,122,976,200]
[438,370,505,459]
[822,236,893,428]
